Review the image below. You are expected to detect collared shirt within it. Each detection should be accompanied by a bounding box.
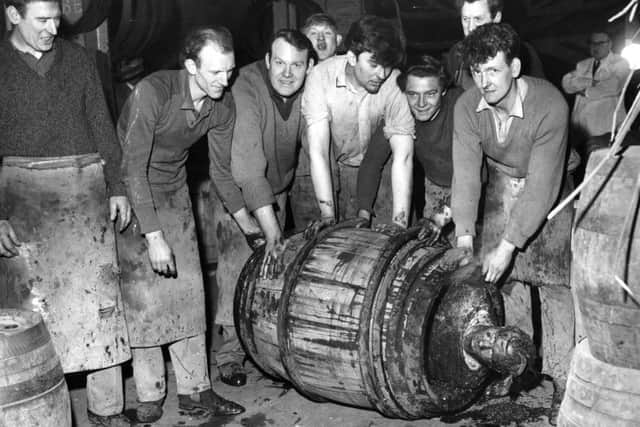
[118,69,236,234]
[301,54,414,166]
[476,79,528,143]
[562,51,630,137]
[451,76,569,248]
[13,44,56,76]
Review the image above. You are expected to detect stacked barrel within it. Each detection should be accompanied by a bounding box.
[558,147,640,426]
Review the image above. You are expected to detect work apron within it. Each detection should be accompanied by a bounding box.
[0,154,131,373]
[117,184,206,347]
[477,162,572,288]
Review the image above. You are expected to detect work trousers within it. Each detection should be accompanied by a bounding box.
[85,366,124,416]
[132,334,210,402]
[214,192,288,367]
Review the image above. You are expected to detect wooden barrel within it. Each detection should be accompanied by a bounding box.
[572,146,640,369]
[558,339,640,426]
[235,226,499,418]
[0,309,71,427]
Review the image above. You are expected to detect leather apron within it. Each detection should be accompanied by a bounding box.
[477,162,572,288]
[0,154,131,373]
[117,184,206,347]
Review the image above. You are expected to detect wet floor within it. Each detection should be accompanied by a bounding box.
[68,358,555,427]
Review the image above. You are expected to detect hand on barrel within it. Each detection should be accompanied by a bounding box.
[245,231,266,251]
[260,236,287,279]
[482,239,515,283]
[303,216,336,240]
[109,196,132,232]
[0,220,20,257]
[416,218,441,245]
[441,235,474,269]
[145,231,177,277]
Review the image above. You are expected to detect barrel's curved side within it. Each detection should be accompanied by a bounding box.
[572,147,640,369]
[278,227,392,407]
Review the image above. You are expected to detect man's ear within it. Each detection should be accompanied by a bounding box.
[6,5,22,25]
[306,57,316,74]
[184,58,197,75]
[346,50,357,66]
[493,11,502,23]
[336,34,343,46]
[510,57,522,78]
[264,52,271,70]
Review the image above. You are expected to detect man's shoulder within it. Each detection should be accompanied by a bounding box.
[456,86,482,110]
[137,70,181,98]
[234,61,267,92]
[309,54,347,81]
[524,76,565,103]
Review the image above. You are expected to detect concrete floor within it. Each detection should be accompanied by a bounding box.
[68,357,556,427]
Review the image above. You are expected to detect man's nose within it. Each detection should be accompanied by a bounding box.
[46,19,58,35]
[418,94,428,108]
[219,72,229,87]
[283,64,293,77]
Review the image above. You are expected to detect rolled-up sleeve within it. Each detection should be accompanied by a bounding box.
[301,66,330,127]
[382,75,415,139]
[208,93,246,214]
[230,78,274,212]
[119,81,162,234]
[452,96,483,238]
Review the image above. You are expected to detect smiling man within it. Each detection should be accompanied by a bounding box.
[451,23,574,418]
[116,26,245,423]
[212,29,315,387]
[301,15,414,235]
[357,56,463,239]
[0,1,132,425]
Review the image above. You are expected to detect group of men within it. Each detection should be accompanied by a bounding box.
[0,0,587,425]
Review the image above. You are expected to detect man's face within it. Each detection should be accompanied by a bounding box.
[470,51,519,108]
[460,0,501,37]
[405,75,444,122]
[190,43,235,100]
[350,51,392,94]
[590,33,612,61]
[266,37,311,98]
[303,24,340,62]
[8,1,61,54]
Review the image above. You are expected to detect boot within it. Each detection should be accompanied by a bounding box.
[178,389,245,417]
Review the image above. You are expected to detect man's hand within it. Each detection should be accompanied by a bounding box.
[440,235,474,269]
[245,232,266,251]
[260,236,287,279]
[482,239,516,283]
[417,218,441,245]
[145,231,176,277]
[340,210,371,229]
[0,220,20,257]
[303,216,336,240]
[374,221,406,235]
[109,196,131,232]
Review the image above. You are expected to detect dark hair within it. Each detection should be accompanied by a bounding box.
[180,26,234,66]
[268,29,315,64]
[344,15,404,68]
[6,0,61,16]
[461,22,520,69]
[397,55,449,91]
[301,13,338,33]
[455,0,503,18]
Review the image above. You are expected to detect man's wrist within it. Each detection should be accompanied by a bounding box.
[499,239,516,253]
[145,230,163,241]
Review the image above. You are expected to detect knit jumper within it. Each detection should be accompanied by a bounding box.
[229,61,302,212]
[0,39,124,197]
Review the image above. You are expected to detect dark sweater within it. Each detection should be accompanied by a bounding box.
[229,61,302,212]
[0,39,124,196]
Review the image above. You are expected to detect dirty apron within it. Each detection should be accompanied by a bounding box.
[477,162,572,288]
[117,184,206,347]
[0,154,131,373]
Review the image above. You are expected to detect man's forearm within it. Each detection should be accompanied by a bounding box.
[252,205,282,242]
[309,149,335,219]
[231,207,261,235]
[390,140,413,228]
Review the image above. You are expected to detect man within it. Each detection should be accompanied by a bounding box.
[302,15,414,234]
[0,1,131,425]
[446,0,545,90]
[562,30,630,149]
[357,56,464,239]
[212,29,314,387]
[116,27,245,423]
[451,23,574,417]
[289,13,342,231]
[301,13,342,62]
